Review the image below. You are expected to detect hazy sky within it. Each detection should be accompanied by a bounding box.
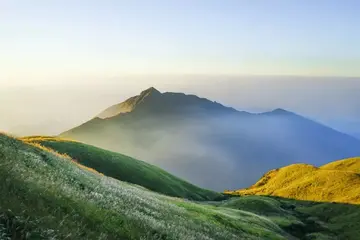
[1,1,360,137]
[1,0,360,86]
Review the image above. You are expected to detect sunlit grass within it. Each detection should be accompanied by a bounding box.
[1,133,360,239]
[21,139,104,176]
[20,135,223,201]
[21,136,81,143]
[225,159,360,204]
[1,132,291,239]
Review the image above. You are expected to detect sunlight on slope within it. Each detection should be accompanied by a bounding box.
[20,136,223,201]
[21,139,104,176]
[1,133,290,239]
[22,136,81,143]
[225,159,360,204]
[320,157,360,173]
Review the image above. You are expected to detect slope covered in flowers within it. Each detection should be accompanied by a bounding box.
[1,133,292,239]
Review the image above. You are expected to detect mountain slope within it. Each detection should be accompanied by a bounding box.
[0,132,303,239]
[61,87,360,191]
[225,157,360,204]
[2,132,360,239]
[320,157,360,173]
[21,136,222,201]
[214,196,360,240]
[95,87,161,119]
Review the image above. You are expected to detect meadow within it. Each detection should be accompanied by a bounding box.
[1,133,359,239]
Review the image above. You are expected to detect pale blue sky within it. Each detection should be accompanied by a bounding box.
[1,0,360,85]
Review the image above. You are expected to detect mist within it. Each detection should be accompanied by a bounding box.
[60,109,360,191]
[1,75,360,137]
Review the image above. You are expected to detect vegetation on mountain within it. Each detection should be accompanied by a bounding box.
[1,133,360,239]
[214,196,360,240]
[320,157,360,173]
[0,133,291,239]
[21,136,222,201]
[60,87,360,191]
[225,158,360,204]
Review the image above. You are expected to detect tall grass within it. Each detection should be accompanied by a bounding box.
[1,133,289,239]
[21,136,223,201]
[226,161,360,204]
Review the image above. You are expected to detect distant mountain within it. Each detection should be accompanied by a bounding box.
[61,87,360,191]
[225,157,360,204]
[354,133,360,139]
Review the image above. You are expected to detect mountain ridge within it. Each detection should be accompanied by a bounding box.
[96,87,241,120]
[61,87,360,191]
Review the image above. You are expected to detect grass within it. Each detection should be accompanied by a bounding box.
[225,158,360,204]
[2,133,360,239]
[2,133,294,239]
[212,196,360,239]
[320,157,360,173]
[21,136,222,201]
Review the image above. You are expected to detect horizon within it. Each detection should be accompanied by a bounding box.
[1,75,360,137]
[2,2,360,239]
[0,1,359,137]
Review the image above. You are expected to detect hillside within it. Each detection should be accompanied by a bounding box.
[214,196,360,240]
[2,133,360,239]
[60,87,360,191]
[21,136,222,201]
[0,132,308,239]
[320,157,360,173]
[225,157,360,204]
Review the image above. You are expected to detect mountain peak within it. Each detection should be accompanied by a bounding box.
[261,108,293,116]
[140,87,161,96]
[96,87,162,119]
[271,108,289,114]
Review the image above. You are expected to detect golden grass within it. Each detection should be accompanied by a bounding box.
[321,157,360,174]
[21,136,80,143]
[225,158,360,205]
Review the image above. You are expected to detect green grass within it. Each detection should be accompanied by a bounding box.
[21,136,223,201]
[1,133,293,239]
[214,196,360,239]
[2,133,360,239]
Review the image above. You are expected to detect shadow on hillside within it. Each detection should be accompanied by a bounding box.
[220,195,360,239]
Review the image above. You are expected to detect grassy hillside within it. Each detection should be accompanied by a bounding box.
[213,196,360,240]
[225,158,360,204]
[21,136,222,201]
[320,157,360,173]
[1,133,360,239]
[0,132,297,239]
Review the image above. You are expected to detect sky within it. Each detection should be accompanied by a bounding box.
[0,1,360,137]
[1,0,360,86]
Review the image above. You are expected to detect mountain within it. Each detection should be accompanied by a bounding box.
[61,87,360,191]
[21,136,222,201]
[354,133,360,139]
[225,157,360,204]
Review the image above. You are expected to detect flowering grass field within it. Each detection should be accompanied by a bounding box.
[1,133,359,239]
[21,136,223,201]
